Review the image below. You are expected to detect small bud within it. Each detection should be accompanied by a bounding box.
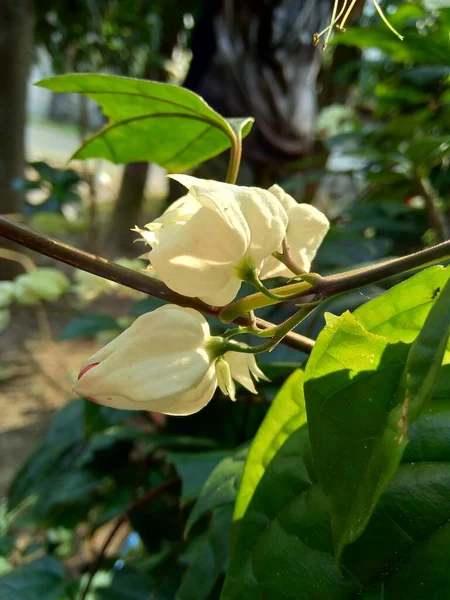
[74,304,267,415]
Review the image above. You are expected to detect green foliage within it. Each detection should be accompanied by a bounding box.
[222,266,450,598]
[13,161,82,217]
[186,446,248,535]
[0,557,67,600]
[3,3,450,598]
[38,74,254,171]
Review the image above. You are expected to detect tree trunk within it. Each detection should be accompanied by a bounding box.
[0,0,34,278]
[105,162,149,256]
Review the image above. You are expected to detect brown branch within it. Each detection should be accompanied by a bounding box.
[0,216,314,353]
[308,239,450,299]
[80,477,180,600]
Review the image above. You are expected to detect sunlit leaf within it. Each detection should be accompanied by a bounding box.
[37,74,254,171]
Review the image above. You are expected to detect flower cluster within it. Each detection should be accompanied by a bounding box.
[136,176,329,305]
[76,177,329,415]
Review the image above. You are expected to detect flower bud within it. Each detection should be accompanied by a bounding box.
[75,304,267,415]
[137,176,288,306]
[14,268,70,305]
[260,185,330,279]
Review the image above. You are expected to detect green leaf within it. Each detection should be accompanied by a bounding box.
[222,388,450,598]
[7,401,85,511]
[234,370,306,522]
[221,425,362,599]
[176,506,233,600]
[354,265,450,344]
[405,137,450,171]
[37,74,254,171]
[304,267,450,562]
[0,557,66,600]
[60,314,120,340]
[186,446,248,536]
[404,277,450,423]
[168,451,233,502]
[343,398,450,587]
[304,312,410,562]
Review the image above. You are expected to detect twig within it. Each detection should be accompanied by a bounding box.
[0,216,314,353]
[308,240,450,299]
[0,247,36,272]
[219,239,450,322]
[416,176,449,242]
[79,477,180,600]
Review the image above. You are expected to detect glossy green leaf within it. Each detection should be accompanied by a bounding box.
[186,446,248,536]
[0,557,66,600]
[304,267,450,561]
[222,424,362,599]
[222,369,362,599]
[222,388,450,598]
[304,312,410,562]
[404,277,450,423]
[234,370,305,521]
[176,506,233,600]
[342,398,450,590]
[354,265,450,345]
[37,74,254,171]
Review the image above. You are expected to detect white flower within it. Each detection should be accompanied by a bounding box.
[259,185,330,279]
[14,268,70,305]
[217,351,269,400]
[137,175,288,306]
[74,304,267,416]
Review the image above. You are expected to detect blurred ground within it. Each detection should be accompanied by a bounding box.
[1,119,157,497]
[0,307,98,496]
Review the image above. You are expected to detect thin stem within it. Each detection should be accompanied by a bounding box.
[224,305,317,354]
[0,247,36,272]
[222,240,450,320]
[272,238,306,276]
[371,0,404,41]
[225,135,242,184]
[307,240,450,299]
[245,268,318,302]
[79,478,180,600]
[220,280,313,323]
[417,175,449,242]
[0,216,314,353]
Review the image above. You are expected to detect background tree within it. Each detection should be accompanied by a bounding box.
[35,0,200,254]
[0,0,34,278]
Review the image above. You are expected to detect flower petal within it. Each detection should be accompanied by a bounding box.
[74,306,217,415]
[224,352,268,395]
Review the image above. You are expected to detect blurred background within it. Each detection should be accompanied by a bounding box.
[0,0,449,597]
